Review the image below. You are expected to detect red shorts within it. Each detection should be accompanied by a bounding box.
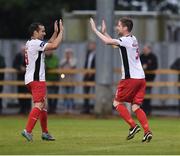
[114,78,146,105]
[26,81,47,103]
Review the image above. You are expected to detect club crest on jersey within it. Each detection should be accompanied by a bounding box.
[40,41,45,47]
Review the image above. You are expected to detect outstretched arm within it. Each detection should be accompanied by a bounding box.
[101,19,111,39]
[90,18,119,46]
[45,19,64,52]
[48,20,59,43]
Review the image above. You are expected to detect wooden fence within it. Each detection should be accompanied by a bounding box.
[0,68,180,100]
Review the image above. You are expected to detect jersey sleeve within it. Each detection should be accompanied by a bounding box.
[116,37,129,47]
[34,40,48,51]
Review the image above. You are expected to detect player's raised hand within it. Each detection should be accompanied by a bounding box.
[101,19,107,34]
[54,20,58,33]
[59,19,64,34]
[90,18,97,32]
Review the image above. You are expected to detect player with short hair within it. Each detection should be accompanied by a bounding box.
[21,19,63,141]
[90,17,152,142]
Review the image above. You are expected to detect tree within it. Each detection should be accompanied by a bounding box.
[0,0,96,39]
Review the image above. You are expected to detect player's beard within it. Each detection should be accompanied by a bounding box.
[116,29,123,37]
[39,35,44,40]
[118,32,123,37]
[42,35,45,40]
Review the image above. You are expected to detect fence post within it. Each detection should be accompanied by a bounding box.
[95,0,114,116]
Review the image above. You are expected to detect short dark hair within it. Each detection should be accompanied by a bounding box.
[28,22,44,37]
[119,17,133,32]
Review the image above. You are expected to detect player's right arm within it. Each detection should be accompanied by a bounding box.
[44,19,64,51]
[90,18,119,46]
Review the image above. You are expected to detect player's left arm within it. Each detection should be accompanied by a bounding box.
[101,20,112,39]
[48,20,59,43]
[45,19,64,51]
[90,18,119,46]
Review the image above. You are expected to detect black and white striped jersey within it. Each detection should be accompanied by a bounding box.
[25,39,47,84]
[116,35,145,79]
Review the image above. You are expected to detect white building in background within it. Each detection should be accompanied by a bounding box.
[63,10,180,43]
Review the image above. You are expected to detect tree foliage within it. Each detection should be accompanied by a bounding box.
[0,0,96,39]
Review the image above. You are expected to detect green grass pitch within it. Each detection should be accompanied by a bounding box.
[0,115,180,155]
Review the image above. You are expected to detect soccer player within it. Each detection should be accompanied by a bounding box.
[90,17,152,142]
[21,19,63,141]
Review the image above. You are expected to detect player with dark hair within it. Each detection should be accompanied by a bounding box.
[21,19,63,141]
[90,17,152,142]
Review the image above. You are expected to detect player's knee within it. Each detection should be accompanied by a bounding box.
[132,104,140,112]
[113,100,120,107]
[34,102,44,110]
[42,102,47,110]
[113,100,125,110]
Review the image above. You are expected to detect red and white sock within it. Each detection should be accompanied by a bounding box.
[116,104,136,128]
[135,108,150,133]
[39,109,48,133]
[26,107,41,133]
